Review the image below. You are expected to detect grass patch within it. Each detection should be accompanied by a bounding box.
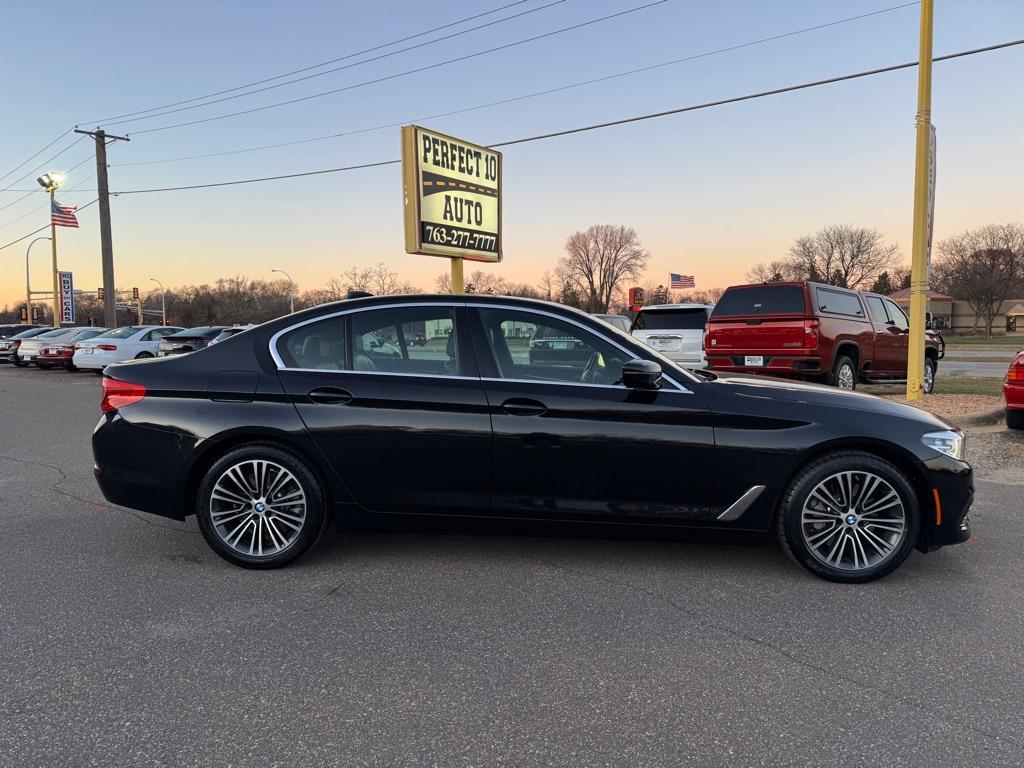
[933,378,1005,396]
[943,335,1023,347]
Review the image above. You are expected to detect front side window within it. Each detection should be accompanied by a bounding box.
[477,308,628,385]
[350,306,459,376]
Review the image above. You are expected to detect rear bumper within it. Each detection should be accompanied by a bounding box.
[92,412,197,520]
[1004,382,1024,410]
[707,354,822,377]
[74,353,117,370]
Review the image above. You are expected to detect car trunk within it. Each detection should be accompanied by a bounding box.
[706,285,813,356]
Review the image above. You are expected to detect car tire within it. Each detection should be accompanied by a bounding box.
[830,355,858,391]
[196,443,326,569]
[1008,410,1024,430]
[134,352,153,359]
[776,451,919,583]
[923,357,936,394]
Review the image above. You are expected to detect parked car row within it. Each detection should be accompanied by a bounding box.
[0,324,256,371]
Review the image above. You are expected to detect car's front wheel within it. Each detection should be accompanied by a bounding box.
[777,452,919,583]
[196,444,325,569]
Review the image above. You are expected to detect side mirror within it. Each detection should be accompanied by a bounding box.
[622,359,662,389]
[925,311,933,330]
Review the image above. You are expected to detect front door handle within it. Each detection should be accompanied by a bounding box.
[500,398,547,416]
[308,386,353,405]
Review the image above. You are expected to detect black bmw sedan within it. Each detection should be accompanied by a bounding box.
[92,294,972,582]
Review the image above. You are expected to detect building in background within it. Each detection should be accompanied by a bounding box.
[889,289,1024,335]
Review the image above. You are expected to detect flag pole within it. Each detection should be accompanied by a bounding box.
[50,190,60,328]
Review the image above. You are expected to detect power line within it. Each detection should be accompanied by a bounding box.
[83,0,539,125]
[98,0,569,128]
[108,38,1024,195]
[115,1,921,168]
[126,0,670,135]
[0,198,99,252]
[0,128,73,185]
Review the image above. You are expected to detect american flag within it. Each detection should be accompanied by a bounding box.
[51,199,78,228]
[670,273,695,289]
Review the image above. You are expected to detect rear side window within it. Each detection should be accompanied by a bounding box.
[632,308,709,331]
[817,288,865,318]
[711,286,806,317]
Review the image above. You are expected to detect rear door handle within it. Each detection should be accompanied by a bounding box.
[500,398,547,416]
[308,386,353,405]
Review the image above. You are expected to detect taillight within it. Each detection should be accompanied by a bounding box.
[804,319,820,349]
[1008,358,1024,383]
[100,378,146,412]
[96,344,118,351]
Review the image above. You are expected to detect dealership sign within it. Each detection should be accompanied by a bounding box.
[58,271,75,325]
[628,287,646,312]
[402,125,502,263]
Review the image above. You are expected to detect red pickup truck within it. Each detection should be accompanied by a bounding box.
[704,281,944,391]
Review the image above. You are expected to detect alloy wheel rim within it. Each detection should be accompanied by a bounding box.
[837,364,855,390]
[800,470,906,572]
[924,363,934,392]
[209,459,306,557]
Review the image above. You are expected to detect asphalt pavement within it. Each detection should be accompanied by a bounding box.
[1,365,1023,767]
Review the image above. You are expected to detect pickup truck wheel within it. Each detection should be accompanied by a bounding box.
[831,355,857,391]
[923,358,936,394]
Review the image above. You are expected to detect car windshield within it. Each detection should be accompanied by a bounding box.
[711,286,806,316]
[11,328,47,339]
[632,308,709,331]
[95,327,142,339]
[171,327,218,338]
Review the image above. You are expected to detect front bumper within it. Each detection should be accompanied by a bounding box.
[918,454,973,550]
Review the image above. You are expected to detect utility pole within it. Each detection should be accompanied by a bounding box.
[906,0,934,401]
[75,128,129,329]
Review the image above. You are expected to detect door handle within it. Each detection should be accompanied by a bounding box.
[307,386,353,405]
[500,398,547,416]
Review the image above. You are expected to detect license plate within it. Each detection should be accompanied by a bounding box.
[552,341,569,350]
[744,356,764,366]
[80,348,92,354]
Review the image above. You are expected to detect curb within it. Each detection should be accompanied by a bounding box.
[954,407,1005,427]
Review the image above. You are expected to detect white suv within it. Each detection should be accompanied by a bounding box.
[630,304,714,369]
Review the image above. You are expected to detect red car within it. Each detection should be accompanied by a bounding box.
[1005,350,1024,430]
[36,328,108,370]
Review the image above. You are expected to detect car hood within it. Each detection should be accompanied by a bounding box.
[708,372,954,430]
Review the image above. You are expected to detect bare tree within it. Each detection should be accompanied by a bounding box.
[746,259,798,283]
[675,287,725,304]
[787,224,901,289]
[340,262,417,295]
[558,225,649,313]
[932,224,1024,336]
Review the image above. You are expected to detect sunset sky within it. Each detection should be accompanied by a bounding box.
[1,0,1022,311]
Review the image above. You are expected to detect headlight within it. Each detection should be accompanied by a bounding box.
[922,430,965,461]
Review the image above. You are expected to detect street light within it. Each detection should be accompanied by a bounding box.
[25,237,51,325]
[150,278,166,326]
[36,170,66,327]
[272,269,295,314]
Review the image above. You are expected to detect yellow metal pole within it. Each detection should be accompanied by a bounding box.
[450,257,464,294]
[50,189,60,328]
[906,0,934,401]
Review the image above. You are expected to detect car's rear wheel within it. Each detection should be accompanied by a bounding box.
[196,444,325,569]
[1008,410,1024,430]
[777,452,919,583]
[830,355,857,390]
[134,352,153,359]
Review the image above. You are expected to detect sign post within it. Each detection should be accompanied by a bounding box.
[401,125,502,293]
[58,271,75,325]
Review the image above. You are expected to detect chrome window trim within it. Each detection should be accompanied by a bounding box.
[267,299,693,392]
[278,367,478,382]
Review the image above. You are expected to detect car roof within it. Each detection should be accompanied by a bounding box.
[637,303,714,311]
